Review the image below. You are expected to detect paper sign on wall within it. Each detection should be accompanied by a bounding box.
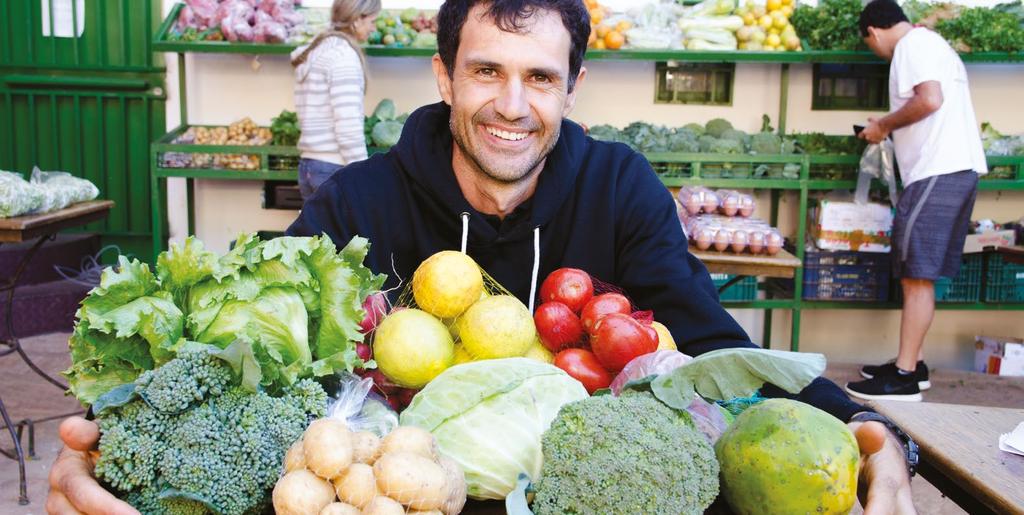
[41,0,86,38]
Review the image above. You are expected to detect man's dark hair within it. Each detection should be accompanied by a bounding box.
[858,0,909,38]
[437,0,591,91]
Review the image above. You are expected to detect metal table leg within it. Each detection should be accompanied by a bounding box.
[0,234,70,505]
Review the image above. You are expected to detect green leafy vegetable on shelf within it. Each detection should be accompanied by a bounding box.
[270,110,300,146]
[934,5,1024,53]
[704,117,734,138]
[65,234,385,404]
[365,99,408,149]
[791,0,865,51]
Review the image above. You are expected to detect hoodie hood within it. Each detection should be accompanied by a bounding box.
[291,43,314,82]
[390,102,589,245]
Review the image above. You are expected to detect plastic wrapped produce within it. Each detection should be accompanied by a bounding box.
[0,171,44,218]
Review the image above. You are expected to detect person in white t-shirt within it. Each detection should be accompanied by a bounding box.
[847,0,987,402]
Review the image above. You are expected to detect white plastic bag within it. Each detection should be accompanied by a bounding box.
[325,373,398,437]
[856,140,898,206]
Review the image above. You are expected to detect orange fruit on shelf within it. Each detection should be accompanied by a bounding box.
[596,24,612,38]
[604,31,625,50]
[593,39,607,50]
[616,20,633,32]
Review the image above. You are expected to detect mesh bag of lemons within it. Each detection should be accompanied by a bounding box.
[372,251,553,390]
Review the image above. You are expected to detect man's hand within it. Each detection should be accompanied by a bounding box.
[47,416,139,515]
[859,117,890,144]
[849,420,917,515]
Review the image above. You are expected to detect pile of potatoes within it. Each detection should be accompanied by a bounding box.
[273,421,467,515]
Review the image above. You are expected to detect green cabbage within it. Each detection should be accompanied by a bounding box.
[65,234,385,404]
[399,358,588,500]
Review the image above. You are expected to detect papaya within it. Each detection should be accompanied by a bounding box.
[714,398,859,515]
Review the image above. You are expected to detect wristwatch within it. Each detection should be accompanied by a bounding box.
[850,411,919,477]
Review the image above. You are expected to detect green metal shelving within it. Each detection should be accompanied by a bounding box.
[151,2,1024,350]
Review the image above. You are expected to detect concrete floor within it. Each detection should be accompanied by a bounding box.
[2,333,1023,514]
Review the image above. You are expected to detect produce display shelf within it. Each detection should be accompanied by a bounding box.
[153,168,298,181]
[154,4,1024,64]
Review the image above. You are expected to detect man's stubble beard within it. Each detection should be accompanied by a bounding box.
[448,108,560,185]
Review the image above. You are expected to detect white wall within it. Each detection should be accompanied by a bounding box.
[162,0,1024,370]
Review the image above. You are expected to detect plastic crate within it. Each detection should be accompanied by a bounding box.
[803,250,891,301]
[985,254,1024,302]
[710,273,758,301]
[933,254,983,302]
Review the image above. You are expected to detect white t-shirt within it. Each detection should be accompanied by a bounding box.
[889,28,987,186]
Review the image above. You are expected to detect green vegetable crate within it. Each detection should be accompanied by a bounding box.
[934,254,984,303]
[711,273,758,301]
[985,253,1024,303]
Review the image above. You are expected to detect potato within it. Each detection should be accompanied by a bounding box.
[437,455,467,515]
[380,426,436,459]
[374,452,447,510]
[303,419,353,479]
[333,463,377,509]
[272,469,336,515]
[284,439,306,473]
[320,502,361,515]
[351,431,382,464]
[362,496,406,515]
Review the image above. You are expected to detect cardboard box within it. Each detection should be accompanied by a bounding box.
[975,335,1024,376]
[812,200,893,253]
[963,230,1016,254]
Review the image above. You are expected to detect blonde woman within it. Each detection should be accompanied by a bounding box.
[291,0,381,200]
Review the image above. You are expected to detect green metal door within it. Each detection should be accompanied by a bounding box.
[0,0,166,262]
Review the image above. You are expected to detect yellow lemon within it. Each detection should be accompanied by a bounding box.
[457,295,536,360]
[412,251,483,319]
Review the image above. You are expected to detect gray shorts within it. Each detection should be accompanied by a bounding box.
[892,170,978,280]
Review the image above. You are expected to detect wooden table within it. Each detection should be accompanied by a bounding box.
[872,401,1024,515]
[690,247,802,279]
[0,200,113,505]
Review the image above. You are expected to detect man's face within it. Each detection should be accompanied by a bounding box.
[434,5,585,184]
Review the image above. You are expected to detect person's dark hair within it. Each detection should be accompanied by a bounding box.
[858,0,909,38]
[437,0,591,91]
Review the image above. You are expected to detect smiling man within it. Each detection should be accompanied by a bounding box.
[49,1,916,514]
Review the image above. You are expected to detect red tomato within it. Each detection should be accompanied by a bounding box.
[580,293,632,332]
[641,323,659,347]
[534,302,585,352]
[589,313,657,372]
[554,348,612,394]
[539,268,594,314]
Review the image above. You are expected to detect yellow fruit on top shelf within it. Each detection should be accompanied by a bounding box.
[767,0,782,12]
[604,30,625,50]
[593,39,606,50]
[616,20,632,32]
[766,33,781,47]
[758,14,773,30]
[595,24,611,38]
[753,5,767,17]
[782,0,794,5]
[590,9,604,24]
[780,5,794,17]
[743,12,756,26]
[768,26,780,36]
[772,12,788,29]
[783,34,801,50]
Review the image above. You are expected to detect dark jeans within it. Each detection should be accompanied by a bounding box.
[298,158,342,200]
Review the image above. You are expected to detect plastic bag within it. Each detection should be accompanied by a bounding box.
[32,167,99,213]
[0,170,44,218]
[857,140,898,206]
[325,373,398,437]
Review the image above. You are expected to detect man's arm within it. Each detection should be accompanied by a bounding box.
[860,81,943,144]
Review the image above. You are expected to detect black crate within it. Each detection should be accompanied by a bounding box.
[803,249,891,301]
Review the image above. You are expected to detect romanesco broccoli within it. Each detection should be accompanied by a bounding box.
[93,348,327,515]
[531,392,719,515]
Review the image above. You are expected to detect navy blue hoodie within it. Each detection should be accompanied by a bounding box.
[288,102,864,421]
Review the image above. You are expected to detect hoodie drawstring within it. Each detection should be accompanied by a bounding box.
[459,212,542,314]
[460,212,470,254]
[528,226,541,314]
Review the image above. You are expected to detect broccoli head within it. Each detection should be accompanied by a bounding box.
[751,131,783,155]
[704,118,734,138]
[531,392,719,515]
[720,129,751,150]
[93,348,327,515]
[683,122,706,136]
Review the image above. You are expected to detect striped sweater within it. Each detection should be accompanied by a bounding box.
[291,36,368,166]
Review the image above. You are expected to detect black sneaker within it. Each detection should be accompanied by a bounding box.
[845,373,922,402]
[860,360,931,390]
